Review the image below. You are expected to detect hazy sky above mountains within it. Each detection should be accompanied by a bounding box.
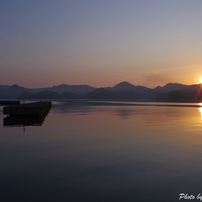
[1,0,202,88]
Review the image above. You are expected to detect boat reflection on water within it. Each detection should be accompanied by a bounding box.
[3,102,52,130]
[4,115,48,127]
[3,112,51,132]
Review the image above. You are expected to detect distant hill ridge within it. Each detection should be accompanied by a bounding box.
[0,82,202,102]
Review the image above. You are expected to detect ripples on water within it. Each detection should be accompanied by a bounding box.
[0,101,202,202]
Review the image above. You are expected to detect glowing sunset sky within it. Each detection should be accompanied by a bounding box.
[1,0,202,88]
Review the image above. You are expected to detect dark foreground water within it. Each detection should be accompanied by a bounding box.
[1,101,202,202]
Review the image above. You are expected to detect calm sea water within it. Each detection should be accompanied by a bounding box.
[1,101,202,202]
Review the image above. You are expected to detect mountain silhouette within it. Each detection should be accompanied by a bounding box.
[0,84,28,98]
[61,91,81,99]
[111,81,135,91]
[47,84,96,95]
[0,85,9,90]
[19,90,62,99]
[156,84,202,102]
[82,88,153,100]
[1,82,202,102]
[159,83,187,92]
[82,88,117,99]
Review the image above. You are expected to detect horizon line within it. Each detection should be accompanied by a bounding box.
[1,81,201,89]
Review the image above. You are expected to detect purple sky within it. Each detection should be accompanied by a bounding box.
[1,0,202,88]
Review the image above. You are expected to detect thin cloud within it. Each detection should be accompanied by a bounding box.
[144,72,171,88]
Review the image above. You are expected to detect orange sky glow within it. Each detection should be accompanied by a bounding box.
[1,1,202,88]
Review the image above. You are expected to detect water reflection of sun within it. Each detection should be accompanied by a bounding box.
[198,103,202,121]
